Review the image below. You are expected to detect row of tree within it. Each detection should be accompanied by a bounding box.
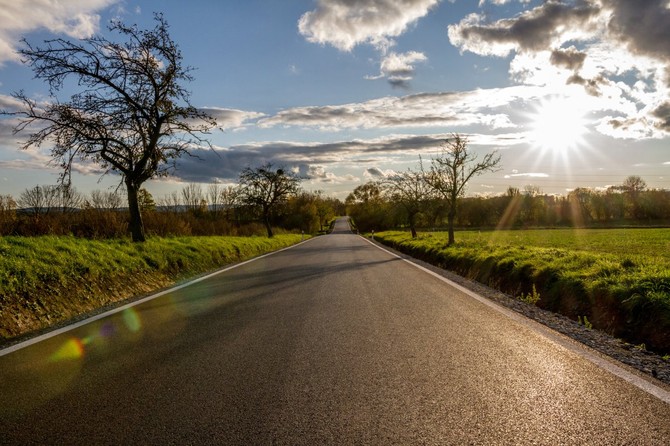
[348,172,668,238]
[348,134,501,244]
[0,164,345,238]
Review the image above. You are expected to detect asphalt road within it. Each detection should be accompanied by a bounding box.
[1,217,669,445]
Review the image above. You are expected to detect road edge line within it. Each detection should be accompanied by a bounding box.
[0,238,315,357]
[361,236,670,406]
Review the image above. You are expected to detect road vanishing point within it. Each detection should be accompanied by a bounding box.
[1,217,669,444]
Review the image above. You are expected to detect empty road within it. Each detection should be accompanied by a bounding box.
[1,218,669,444]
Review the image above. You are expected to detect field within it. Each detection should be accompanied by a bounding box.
[374,228,670,353]
[0,234,306,342]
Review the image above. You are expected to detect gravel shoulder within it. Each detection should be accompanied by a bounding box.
[369,236,670,388]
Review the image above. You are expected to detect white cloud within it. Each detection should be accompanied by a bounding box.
[298,0,439,52]
[368,51,428,88]
[298,164,360,184]
[0,0,119,65]
[257,87,541,131]
[199,107,265,130]
[447,0,670,137]
[299,0,438,88]
[504,172,549,179]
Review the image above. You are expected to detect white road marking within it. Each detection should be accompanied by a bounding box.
[362,236,670,406]
[0,239,314,357]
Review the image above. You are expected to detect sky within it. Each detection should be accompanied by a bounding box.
[1,0,669,201]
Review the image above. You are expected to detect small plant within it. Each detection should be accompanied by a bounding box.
[662,354,670,362]
[517,284,540,305]
[635,343,647,351]
[578,315,593,330]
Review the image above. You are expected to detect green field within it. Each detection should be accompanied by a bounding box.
[0,234,306,342]
[374,228,670,353]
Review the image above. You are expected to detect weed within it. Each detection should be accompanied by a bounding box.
[578,315,593,330]
[518,284,541,305]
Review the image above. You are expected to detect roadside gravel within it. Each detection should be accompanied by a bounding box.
[370,237,670,387]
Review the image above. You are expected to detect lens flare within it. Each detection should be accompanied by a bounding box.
[50,338,85,361]
[123,308,142,332]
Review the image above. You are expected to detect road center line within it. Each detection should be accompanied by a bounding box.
[361,235,670,406]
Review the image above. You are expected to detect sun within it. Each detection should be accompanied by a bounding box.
[528,96,589,154]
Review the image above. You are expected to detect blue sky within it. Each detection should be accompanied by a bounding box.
[1,0,669,200]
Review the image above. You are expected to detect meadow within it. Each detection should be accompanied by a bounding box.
[374,228,670,353]
[0,234,306,342]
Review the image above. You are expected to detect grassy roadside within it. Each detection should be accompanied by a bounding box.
[373,229,670,354]
[0,234,307,342]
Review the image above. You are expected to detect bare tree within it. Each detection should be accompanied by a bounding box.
[56,184,84,212]
[181,183,205,212]
[18,185,59,215]
[0,194,17,234]
[382,168,433,238]
[208,182,222,216]
[158,190,182,213]
[424,134,501,245]
[238,163,301,237]
[89,189,124,210]
[220,185,241,222]
[2,14,216,241]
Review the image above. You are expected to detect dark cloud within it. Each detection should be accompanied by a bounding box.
[449,1,599,55]
[566,73,606,96]
[365,167,387,178]
[550,47,587,70]
[605,0,670,68]
[171,134,448,183]
[652,101,670,131]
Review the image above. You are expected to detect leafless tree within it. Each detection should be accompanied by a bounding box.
[18,185,59,215]
[239,163,301,237]
[2,14,216,241]
[381,168,433,238]
[181,183,205,212]
[208,183,222,216]
[56,184,84,212]
[424,134,501,245]
[89,189,124,210]
[0,194,17,234]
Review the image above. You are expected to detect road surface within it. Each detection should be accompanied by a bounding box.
[1,218,669,444]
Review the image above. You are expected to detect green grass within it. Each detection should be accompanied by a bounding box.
[374,228,670,353]
[0,234,306,341]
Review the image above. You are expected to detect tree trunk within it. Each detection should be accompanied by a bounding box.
[409,212,417,239]
[126,180,146,242]
[447,211,455,246]
[263,210,274,238]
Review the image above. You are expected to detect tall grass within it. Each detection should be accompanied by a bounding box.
[374,229,670,353]
[0,234,305,341]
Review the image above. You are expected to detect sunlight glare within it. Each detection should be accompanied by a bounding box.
[528,96,589,154]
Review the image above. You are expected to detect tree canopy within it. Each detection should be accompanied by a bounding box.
[3,14,216,241]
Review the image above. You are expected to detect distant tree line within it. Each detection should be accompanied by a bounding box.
[0,165,344,238]
[347,174,670,235]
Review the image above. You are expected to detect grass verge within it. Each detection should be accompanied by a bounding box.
[374,229,670,353]
[0,234,306,342]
